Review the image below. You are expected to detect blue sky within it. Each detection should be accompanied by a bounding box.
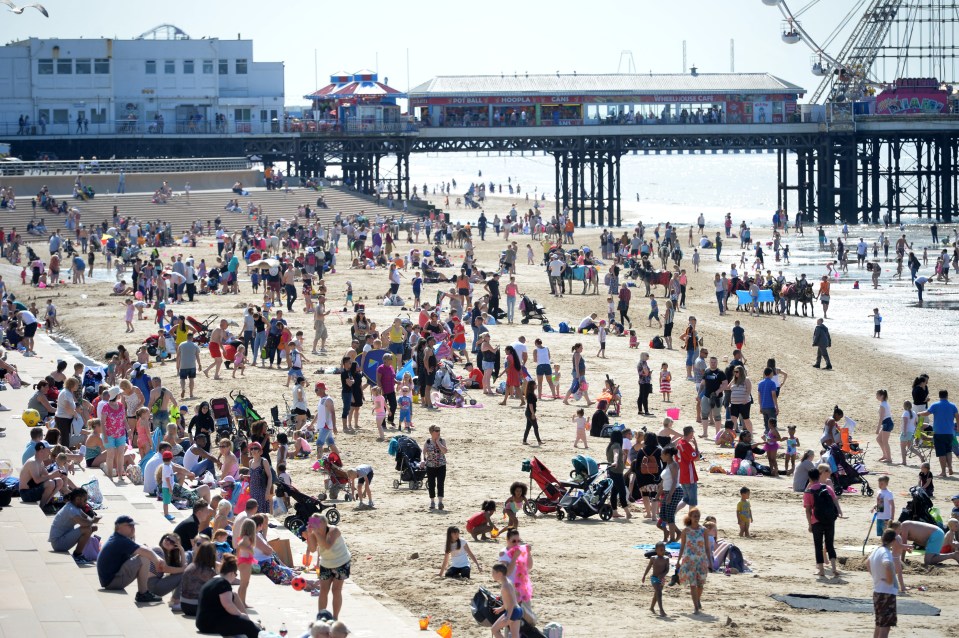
[4,0,860,102]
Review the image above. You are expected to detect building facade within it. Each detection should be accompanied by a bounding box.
[0,25,284,137]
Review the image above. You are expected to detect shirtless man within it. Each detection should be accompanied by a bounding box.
[147,376,176,434]
[19,443,66,510]
[897,519,959,565]
[312,294,330,354]
[203,319,229,380]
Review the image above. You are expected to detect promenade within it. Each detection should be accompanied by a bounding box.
[0,333,422,638]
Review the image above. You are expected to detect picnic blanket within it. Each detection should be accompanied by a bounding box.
[772,594,939,616]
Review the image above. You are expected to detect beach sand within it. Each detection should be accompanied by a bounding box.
[16,196,958,637]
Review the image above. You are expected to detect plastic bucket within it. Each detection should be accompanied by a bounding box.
[665,408,680,420]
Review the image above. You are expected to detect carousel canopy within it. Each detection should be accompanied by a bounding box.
[304,69,406,101]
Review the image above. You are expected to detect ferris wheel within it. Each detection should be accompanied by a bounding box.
[763,0,959,103]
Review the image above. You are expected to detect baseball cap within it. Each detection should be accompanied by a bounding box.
[115,515,137,526]
[315,382,326,392]
[162,451,174,461]
[951,494,959,501]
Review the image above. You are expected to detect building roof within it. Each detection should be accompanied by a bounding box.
[409,73,805,97]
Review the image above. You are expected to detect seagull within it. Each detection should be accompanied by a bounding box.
[1,1,49,17]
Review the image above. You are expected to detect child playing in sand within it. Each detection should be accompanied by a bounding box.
[439,526,481,578]
[869,308,882,338]
[737,487,752,537]
[629,329,638,349]
[642,541,670,617]
[465,501,499,541]
[371,386,386,441]
[606,296,616,324]
[659,363,671,402]
[397,385,413,432]
[347,465,374,508]
[784,425,799,475]
[918,462,934,497]
[552,364,561,394]
[45,300,59,332]
[491,563,521,638]
[503,482,528,529]
[231,345,246,378]
[596,320,607,359]
[292,430,312,457]
[873,475,895,536]
[123,299,135,332]
[716,421,736,448]
[573,408,589,449]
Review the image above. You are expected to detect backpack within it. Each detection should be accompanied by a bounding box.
[558,322,570,334]
[724,544,746,573]
[651,336,665,349]
[640,454,658,475]
[810,484,839,523]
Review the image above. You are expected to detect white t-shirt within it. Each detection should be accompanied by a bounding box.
[868,546,898,595]
[143,453,162,494]
[548,259,564,277]
[511,341,528,365]
[901,410,918,436]
[54,390,76,419]
[183,447,201,472]
[876,488,894,521]
[449,540,471,569]
[574,417,586,431]
[161,462,174,489]
[19,310,37,325]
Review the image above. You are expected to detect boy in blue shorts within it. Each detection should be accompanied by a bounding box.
[398,385,414,432]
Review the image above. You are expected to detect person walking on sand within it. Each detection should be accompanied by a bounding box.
[677,507,708,614]
[202,320,228,380]
[812,318,832,370]
[804,467,844,578]
[868,529,900,638]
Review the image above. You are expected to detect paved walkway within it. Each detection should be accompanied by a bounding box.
[0,334,422,638]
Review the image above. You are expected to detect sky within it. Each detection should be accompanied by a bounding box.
[3,0,862,102]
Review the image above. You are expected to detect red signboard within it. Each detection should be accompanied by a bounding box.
[875,89,948,115]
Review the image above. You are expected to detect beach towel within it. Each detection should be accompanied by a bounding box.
[772,594,939,616]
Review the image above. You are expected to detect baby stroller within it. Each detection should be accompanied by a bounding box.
[275,482,340,537]
[827,445,873,497]
[570,454,600,483]
[186,314,217,345]
[523,457,576,517]
[231,390,262,432]
[317,452,353,501]
[520,295,548,324]
[898,486,942,529]
[210,397,236,438]
[432,359,476,407]
[557,473,614,521]
[391,435,426,490]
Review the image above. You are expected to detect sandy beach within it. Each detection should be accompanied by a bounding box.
[13,194,959,637]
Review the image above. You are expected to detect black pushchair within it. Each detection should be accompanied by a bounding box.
[828,445,873,497]
[392,435,426,490]
[471,588,545,638]
[898,486,942,529]
[275,482,340,538]
[557,474,614,521]
[520,295,548,324]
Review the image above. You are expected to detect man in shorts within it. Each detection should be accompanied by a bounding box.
[97,515,164,603]
[18,442,65,510]
[176,332,202,399]
[313,382,339,455]
[48,487,99,565]
[312,294,330,354]
[698,357,727,437]
[918,389,958,477]
[147,376,175,434]
[897,520,959,565]
[867,529,899,638]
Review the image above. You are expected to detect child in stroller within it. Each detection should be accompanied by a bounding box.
[317,452,354,501]
[826,445,874,497]
[519,295,547,324]
[274,482,340,537]
[432,359,476,407]
[391,434,427,490]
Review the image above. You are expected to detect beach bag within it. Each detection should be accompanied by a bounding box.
[730,458,742,474]
[650,336,665,349]
[7,371,22,389]
[82,478,104,509]
[558,322,570,334]
[125,465,143,485]
[640,454,658,475]
[810,484,839,523]
[543,623,564,638]
[272,497,288,516]
[725,544,746,573]
[82,534,102,561]
[735,459,755,476]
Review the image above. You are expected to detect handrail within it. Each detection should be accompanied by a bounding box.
[0,157,252,176]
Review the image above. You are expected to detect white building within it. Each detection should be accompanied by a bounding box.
[0,24,284,136]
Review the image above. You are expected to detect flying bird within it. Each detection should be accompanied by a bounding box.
[1,1,49,17]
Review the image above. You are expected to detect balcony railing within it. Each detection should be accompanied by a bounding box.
[0,156,252,176]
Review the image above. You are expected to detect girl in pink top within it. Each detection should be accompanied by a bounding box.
[505,277,521,325]
[371,387,387,441]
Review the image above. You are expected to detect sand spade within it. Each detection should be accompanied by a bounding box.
[862,512,877,554]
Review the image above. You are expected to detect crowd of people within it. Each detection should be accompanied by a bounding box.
[3,176,959,638]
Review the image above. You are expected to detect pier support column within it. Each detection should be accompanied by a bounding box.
[941,135,954,224]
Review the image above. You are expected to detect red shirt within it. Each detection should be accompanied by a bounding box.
[676,438,699,483]
[468,369,484,385]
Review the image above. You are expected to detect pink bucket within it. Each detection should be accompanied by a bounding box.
[665,408,680,420]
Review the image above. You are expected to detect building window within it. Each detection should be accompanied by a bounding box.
[234,108,251,121]
[218,59,228,75]
[260,109,268,122]
[95,58,110,74]
[235,59,248,74]
[75,59,92,74]
[90,108,107,124]
[53,109,69,124]
[164,60,175,74]
[57,58,73,74]
[202,59,213,74]
[145,60,156,74]
[38,58,53,75]
[183,59,194,74]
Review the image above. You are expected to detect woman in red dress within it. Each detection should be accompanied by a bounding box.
[500,345,522,406]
